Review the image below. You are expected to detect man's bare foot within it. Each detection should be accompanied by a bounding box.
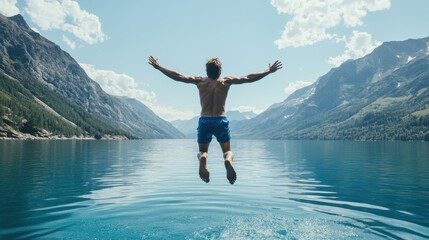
[199,155,210,183]
[224,159,237,184]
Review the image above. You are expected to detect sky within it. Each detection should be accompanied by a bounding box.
[1,0,429,121]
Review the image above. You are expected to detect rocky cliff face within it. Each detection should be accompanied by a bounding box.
[233,37,429,141]
[0,14,183,139]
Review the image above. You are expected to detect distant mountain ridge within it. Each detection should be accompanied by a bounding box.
[233,36,429,141]
[0,14,183,139]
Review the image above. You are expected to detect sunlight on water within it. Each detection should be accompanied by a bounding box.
[0,140,428,239]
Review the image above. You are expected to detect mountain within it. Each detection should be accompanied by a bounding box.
[171,110,257,138]
[119,97,183,138]
[171,116,198,138]
[0,14,183,139]
[226,110,257,121]
[233,37,429,141]
[1,72,79,138]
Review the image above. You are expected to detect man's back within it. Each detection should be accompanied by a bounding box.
[197,77,230,117]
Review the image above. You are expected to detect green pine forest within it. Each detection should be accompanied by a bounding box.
[0,73,132,139]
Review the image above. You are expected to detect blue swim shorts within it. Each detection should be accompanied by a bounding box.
[197,117,231,144]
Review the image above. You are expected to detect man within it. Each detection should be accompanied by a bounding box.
[148,56,282,184]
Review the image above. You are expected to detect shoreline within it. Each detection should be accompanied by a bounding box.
[0,125,129,140]
[0,136,129,140]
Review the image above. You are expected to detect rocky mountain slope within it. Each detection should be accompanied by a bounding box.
[233,37,429,141]
[0,14,183,139]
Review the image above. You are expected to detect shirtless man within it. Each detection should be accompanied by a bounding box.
[148,56,282,184]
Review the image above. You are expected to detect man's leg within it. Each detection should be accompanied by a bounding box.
[220,142,236,184]
[198,144,210,183]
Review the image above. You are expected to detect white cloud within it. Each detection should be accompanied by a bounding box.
[271,0,390,49]
[80,63,196,121]
[284,80,313,97]
[80,63,156,103]
[147,105,197,122]
[327,31,381,66]
[0,0,19,16]
[62,35,76,49]
[25,0,105,44]
[230,106,264,114]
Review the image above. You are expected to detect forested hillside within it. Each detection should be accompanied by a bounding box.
[0,73,130,138]
[233,37,429,141]
[0,14,183,139]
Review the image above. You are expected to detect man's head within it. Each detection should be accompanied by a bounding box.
[206,58,222,79]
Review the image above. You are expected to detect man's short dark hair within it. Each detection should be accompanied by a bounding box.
[206,58,222,79]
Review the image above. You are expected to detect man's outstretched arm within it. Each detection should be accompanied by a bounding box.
[224,60,282,85]
[148,56,202,84]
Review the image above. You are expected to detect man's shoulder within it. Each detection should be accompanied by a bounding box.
[219,77,234,86]
[197,77,232,84]
[197,77,226,83]
[215,78,231,86]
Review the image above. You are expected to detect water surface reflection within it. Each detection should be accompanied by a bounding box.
[0,140,428,239]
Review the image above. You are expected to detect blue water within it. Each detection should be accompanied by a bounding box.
[0,140,428,239]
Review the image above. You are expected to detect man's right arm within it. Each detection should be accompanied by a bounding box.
[148,56,202,84]
[224,60,282,85]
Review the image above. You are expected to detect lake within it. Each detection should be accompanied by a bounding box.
[0,139,428,239]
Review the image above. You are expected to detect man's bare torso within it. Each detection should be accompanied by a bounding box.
[197,77,231,117]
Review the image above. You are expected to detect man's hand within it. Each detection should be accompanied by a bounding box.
[269,60,282,73]
[148,56,160,69]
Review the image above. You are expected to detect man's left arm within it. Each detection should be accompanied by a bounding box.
[148,56,202,84]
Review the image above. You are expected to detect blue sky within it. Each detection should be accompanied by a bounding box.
[1,0,429,121]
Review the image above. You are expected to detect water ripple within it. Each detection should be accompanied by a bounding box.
[1,139,428,239]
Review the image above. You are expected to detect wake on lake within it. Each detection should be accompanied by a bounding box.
[0,139,428,239]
